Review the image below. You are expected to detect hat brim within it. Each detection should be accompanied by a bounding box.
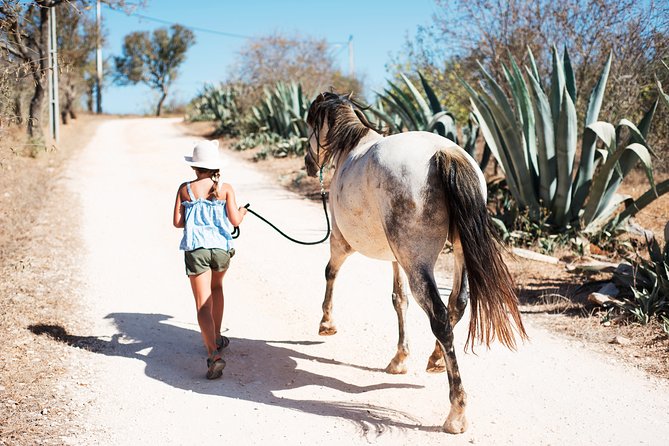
[184,156,224,170]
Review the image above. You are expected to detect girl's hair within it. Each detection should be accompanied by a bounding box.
[193,167,223,200]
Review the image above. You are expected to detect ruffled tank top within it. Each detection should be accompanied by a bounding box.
[179,182,234,251]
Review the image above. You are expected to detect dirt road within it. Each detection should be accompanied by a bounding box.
[61,118,668,445]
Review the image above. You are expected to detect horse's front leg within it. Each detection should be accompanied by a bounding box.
[385,261,409,374]
[319,227,352,336]
[427,237,468,373]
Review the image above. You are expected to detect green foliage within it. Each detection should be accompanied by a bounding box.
[187,83,243,136]
[241,81,311,156]
[369,72,488,167]
[113,24,195,116]
[487,178,572,254]
[232,132,305,160]
[614,222,669,326]
[462,46,661,235]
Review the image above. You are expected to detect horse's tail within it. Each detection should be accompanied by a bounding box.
[435,149,527,350]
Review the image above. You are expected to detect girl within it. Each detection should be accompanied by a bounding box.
[173,140,248,380]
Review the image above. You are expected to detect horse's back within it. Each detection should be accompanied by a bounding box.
[331,131,464,262]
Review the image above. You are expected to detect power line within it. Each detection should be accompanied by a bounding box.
[105,6,349,45]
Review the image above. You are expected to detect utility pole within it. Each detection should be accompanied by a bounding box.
[348,35,355,77]
[95,0,103,114]
[47,5,59,142]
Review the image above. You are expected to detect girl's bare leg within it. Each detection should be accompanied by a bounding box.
[211,270,226,338]
[189,270,217,355]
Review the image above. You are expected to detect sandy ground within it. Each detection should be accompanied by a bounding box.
[59,117,669,445]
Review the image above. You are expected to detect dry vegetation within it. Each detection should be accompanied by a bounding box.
[184,121,669,381]
[0,115,105,445]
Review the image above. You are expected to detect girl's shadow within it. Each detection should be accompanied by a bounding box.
[30,312,438,434]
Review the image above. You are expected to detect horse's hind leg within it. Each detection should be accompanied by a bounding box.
[427,236,468,373]
[319,228,353,336]
[385,261,409,374]
[448,236,469,326]
[407,266,468,434]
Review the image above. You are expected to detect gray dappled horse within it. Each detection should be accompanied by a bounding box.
[304,92,527,434]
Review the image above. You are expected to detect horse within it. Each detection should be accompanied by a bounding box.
[303,91,528,434]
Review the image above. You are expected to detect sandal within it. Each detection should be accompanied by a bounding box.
[206,353,226,380]
[216,335,230,351]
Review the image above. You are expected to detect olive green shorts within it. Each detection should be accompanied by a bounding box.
[184,248,235,276]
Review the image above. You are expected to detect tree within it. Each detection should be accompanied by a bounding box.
[230,32,363,110]
[0,0,127,140]
[0,0,57,139]
[113,24,195,116]
[57,3,99,124]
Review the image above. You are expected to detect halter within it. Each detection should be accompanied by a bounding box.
[307,125,326,193]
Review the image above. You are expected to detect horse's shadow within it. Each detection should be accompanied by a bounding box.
[30,313,440,436]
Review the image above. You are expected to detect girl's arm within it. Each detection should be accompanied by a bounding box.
[173,183,186,228]
[223,183,247,226]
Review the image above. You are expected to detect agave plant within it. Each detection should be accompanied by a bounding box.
[658,60,669,108]
[371,72,483,160]
[189,83,243,136]
[462,46,662,233]
[250,81,310,141]
[613,221,669,327]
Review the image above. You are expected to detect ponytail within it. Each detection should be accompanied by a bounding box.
[193,167,223,200]
[210,171,223,200]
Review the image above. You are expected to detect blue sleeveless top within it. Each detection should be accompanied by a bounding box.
[179,183,234,251]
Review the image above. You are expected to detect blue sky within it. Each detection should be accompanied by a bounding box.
[99,0,437,114]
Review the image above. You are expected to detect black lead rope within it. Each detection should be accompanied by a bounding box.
[231,192,331,245]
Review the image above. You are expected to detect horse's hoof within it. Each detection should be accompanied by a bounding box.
[318,325,337,336]
[426,356,446,373]
[443,416,468,434]
[385,362,408,375]
[426,364,446,374]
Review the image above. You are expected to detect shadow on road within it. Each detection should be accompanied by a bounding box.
[29,312,440,436]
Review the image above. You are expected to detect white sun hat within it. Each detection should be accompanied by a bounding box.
[184,140,225,170]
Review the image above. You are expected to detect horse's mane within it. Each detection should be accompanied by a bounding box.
[306,92,382,167]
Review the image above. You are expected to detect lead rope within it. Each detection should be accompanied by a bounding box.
[231,167,331,245]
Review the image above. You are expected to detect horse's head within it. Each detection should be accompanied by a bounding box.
[304,91,378,177]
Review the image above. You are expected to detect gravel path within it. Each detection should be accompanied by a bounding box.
[62,117,669,445]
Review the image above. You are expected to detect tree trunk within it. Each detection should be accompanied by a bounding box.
[13,95,23,125]
[27,7,49,140]
[86,85,94,112]
[156,90,168,116]
[28,80,46,139]
[61,88,75,124]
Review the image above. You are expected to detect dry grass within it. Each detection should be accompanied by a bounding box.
[185,120,669,381]
[0,114,105,445]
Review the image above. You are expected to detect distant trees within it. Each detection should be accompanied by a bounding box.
[113,24,195,116]
[56,4,99,124]
[230,32,362,109]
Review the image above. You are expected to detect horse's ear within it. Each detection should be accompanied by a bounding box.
[346,92,354,100]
